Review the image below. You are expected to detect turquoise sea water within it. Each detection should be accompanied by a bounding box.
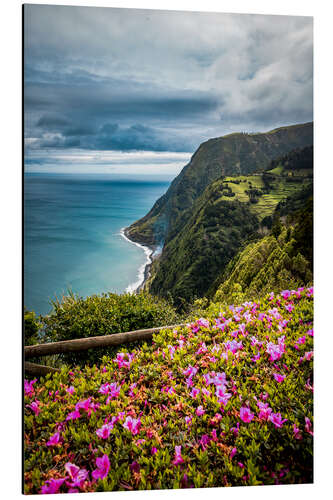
[24,173,171,316]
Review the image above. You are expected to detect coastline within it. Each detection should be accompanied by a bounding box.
[120,227,156,293]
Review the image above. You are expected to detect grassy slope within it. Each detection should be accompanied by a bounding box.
[148,162,312,304]
[221,174,311,220]
[211,228,312,305]
[127,122,313,246]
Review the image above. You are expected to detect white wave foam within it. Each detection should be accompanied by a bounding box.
[120,227,153,293]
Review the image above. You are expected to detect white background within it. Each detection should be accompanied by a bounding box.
[1,0,331,498]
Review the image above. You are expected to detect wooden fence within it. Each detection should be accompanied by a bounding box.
[24,324,184,376]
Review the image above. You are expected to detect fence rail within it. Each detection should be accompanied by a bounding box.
[24,323,184,376]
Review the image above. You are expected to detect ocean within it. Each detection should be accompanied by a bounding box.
[24,173,171,316]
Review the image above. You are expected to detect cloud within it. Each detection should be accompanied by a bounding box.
[24,5,313,157]
[24,149,192,176]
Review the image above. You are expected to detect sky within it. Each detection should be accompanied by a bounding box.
[24,4,313,174]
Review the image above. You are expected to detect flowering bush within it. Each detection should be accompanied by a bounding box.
[24,288,313,493]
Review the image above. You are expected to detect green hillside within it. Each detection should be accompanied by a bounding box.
[146,144,312,306]
[127,122,313,247]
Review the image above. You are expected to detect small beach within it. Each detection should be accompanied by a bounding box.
[120,228,155,293]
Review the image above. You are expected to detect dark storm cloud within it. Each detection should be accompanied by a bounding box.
[24,5,313,154]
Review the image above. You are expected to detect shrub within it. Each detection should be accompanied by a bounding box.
[40,291,179,366]
[24,288,313,493]
[24,308,40,346]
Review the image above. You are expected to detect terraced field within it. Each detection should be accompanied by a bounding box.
[219,172,312,221]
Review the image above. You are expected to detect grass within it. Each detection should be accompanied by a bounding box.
[218,175,311,221]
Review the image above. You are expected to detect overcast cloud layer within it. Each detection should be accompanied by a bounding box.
[24,5,313,169]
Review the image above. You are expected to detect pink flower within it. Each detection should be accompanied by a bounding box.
[40,478,65,494]
[113,352,135,369]
[184,416,192,426]
[66,409,81,421]
[65,463,89,488]
[257,402,272,420]
[105,383,121,403]
[197,318,209,328]
[273,373,286,383]
[75,398,92,414]
[26,400,40,416]
[172,445,184,465]
[240,407,254,423]
[230,447,237,459]
[196,342,208,355]
[128,383,137,397]
[230,422,240,435]
[299,351,314,363]
[268,307,282,320]
[130,460,140,473]
[268,412,287,428]
[99,383,111,395]
[168,345,176,359]
[196,406,205,416]
[278,319,289,332]
[151,447,158,455]
[46,431,61,447]
[266,341,284,362]
[215,386,232,407]
[190,387,200,399]
[96,423,113,440]
[285,304,294,313]
[203,373,215,385]
[199,434,211,450]
[251,352,260,363]
[185,376,194,388]
[123,416,141,435]
[92,454,110,481]
[66,386,75,395]
[224,340,243,354]
[183,365,198,378]
[293,424,302,440]
[305,417,314,436]
[214,372,227,386]
[201,388,211,398]
[281,290,291,300]
[305,379,314,392]
[24,378,37,397]
[211,429,218,441]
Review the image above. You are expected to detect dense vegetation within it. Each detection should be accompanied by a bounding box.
[24,288,313,493]
[144,141,313,307]
[148,183,260,307]
[127,122,313,247]
[34,292,180,366]
[212,228,312,305]
[210,187,313,305]
[268,145,313,172]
